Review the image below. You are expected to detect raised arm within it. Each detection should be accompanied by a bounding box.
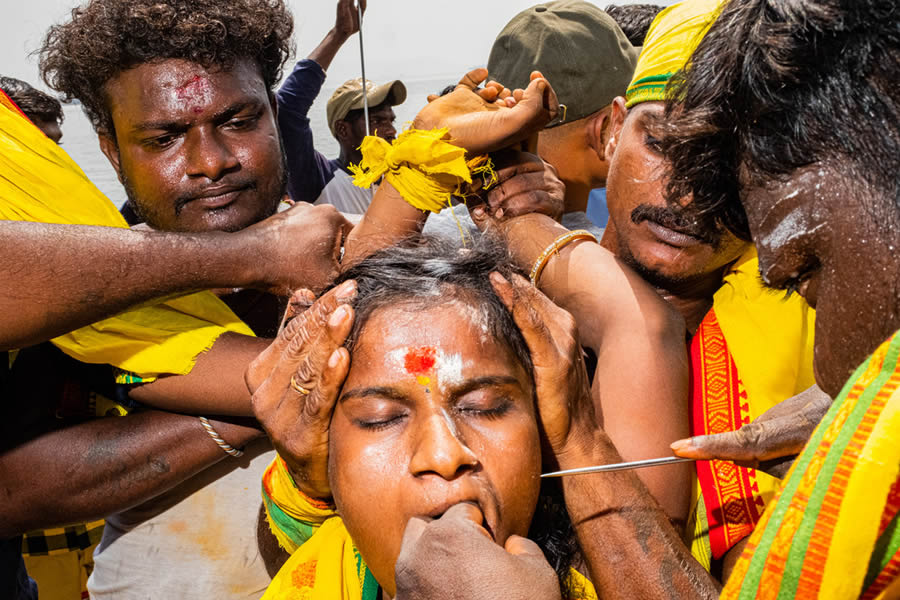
[0,409,263,538]
[0,202,349,351]
[492,272,718,600]
[481,209,691,524]
[276,0,365,202]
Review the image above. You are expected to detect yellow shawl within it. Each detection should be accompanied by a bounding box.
[0,93,252,382]
[686,248,817,568]
[625,0,725,107]
[261,456,597,599]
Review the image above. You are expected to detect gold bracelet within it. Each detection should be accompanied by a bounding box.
[529,229,599,286]
[198,416,244,458]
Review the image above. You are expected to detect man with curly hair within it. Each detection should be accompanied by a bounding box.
[27,0,341,597]
[40,0,294,234]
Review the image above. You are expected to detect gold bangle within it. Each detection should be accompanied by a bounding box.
[529,229,598,286]
[198,416,244,458]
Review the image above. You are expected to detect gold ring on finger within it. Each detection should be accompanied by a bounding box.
[290,375,312,395]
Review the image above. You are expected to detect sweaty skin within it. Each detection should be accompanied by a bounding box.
[742,162,900,396]
[99,58,285,233]
[601,100,747,333]
[330,302,542,597]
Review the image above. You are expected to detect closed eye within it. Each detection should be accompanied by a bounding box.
[456,396,513,420]
[354,414,407,431]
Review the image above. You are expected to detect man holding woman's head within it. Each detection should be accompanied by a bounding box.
[249,238,599,599]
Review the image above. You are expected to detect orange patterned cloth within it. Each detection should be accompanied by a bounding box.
[685,249,816,569]
[723,329,900,599]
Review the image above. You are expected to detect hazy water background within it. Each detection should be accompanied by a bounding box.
[60,75,453,208]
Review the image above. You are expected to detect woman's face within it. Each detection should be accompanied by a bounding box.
[329,300,542,596]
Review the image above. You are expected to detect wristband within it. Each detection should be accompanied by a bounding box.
[198,416,244,458]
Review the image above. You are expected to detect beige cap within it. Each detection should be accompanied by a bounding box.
[326,78,407,137]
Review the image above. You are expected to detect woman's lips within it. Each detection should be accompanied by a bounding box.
[425,500,497,541]
[643,220,705,248]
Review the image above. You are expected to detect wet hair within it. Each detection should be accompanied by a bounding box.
[38,0,294,135]
[334,235,579,591]
[0,76,63,126]
[654,0,900,239]
[605,4,665,47]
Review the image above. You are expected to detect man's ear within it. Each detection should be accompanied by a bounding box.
[586,106,612,161]
[334,120,349,145]
[603,97,628,162]
[98,133,124,185]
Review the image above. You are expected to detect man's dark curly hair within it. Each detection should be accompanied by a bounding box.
[604,4,665,47]
[653,0,900,240]
[39,0,294,135]
[0,76,64,125]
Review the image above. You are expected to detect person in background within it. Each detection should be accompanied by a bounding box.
[487,0,637,237]
[276,0,406,214]
[604,3,665,46]
[0,76,63,143]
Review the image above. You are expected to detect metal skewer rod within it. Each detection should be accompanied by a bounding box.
[541,456,696,478]
[356,1,370,136]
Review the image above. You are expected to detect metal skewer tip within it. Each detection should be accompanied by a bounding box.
[540,456,696,478]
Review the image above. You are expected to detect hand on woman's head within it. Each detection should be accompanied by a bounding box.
[245,280,358,499]
[489,271,597,460]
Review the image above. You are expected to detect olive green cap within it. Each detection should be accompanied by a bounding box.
[488,1,638,127]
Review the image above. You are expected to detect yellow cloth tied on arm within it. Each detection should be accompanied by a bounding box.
[0,94,253,382]
[625,0,725,107]
[349,127,492,214]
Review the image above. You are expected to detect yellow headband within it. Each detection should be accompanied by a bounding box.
[625,0,725,108]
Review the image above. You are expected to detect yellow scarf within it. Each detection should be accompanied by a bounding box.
[625,0,725,107]
[686,248,817,569]
[261,456,597,599]
[0,95,252,382]
[723,330,900,599]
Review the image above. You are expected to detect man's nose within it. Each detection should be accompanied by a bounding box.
[408,410,478,481]
[184,129,239,180]
[377,122,397,141]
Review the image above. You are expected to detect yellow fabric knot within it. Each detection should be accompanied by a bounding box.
[349,128,494,214]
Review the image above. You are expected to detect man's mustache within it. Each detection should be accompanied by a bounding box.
[630,203,719,245]
[174,178,257,215]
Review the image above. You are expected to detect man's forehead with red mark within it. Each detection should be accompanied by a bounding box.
[174,74,212,114]
[404,347,436,375]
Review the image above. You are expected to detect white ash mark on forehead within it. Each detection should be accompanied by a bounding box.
[435,351,465,390]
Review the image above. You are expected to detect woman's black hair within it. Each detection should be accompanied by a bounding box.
[333,235,580,592]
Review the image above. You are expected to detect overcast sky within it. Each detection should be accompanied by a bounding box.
[1,0,676,92]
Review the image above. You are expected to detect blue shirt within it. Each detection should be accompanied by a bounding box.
[275,59,343,203]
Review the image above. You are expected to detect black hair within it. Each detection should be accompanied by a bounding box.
[342,98,395,127]
[333,235,580,592]
[605,4,666,47]
[654,0,900,239]
[0,76,63,125]
[39,0,294,135]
